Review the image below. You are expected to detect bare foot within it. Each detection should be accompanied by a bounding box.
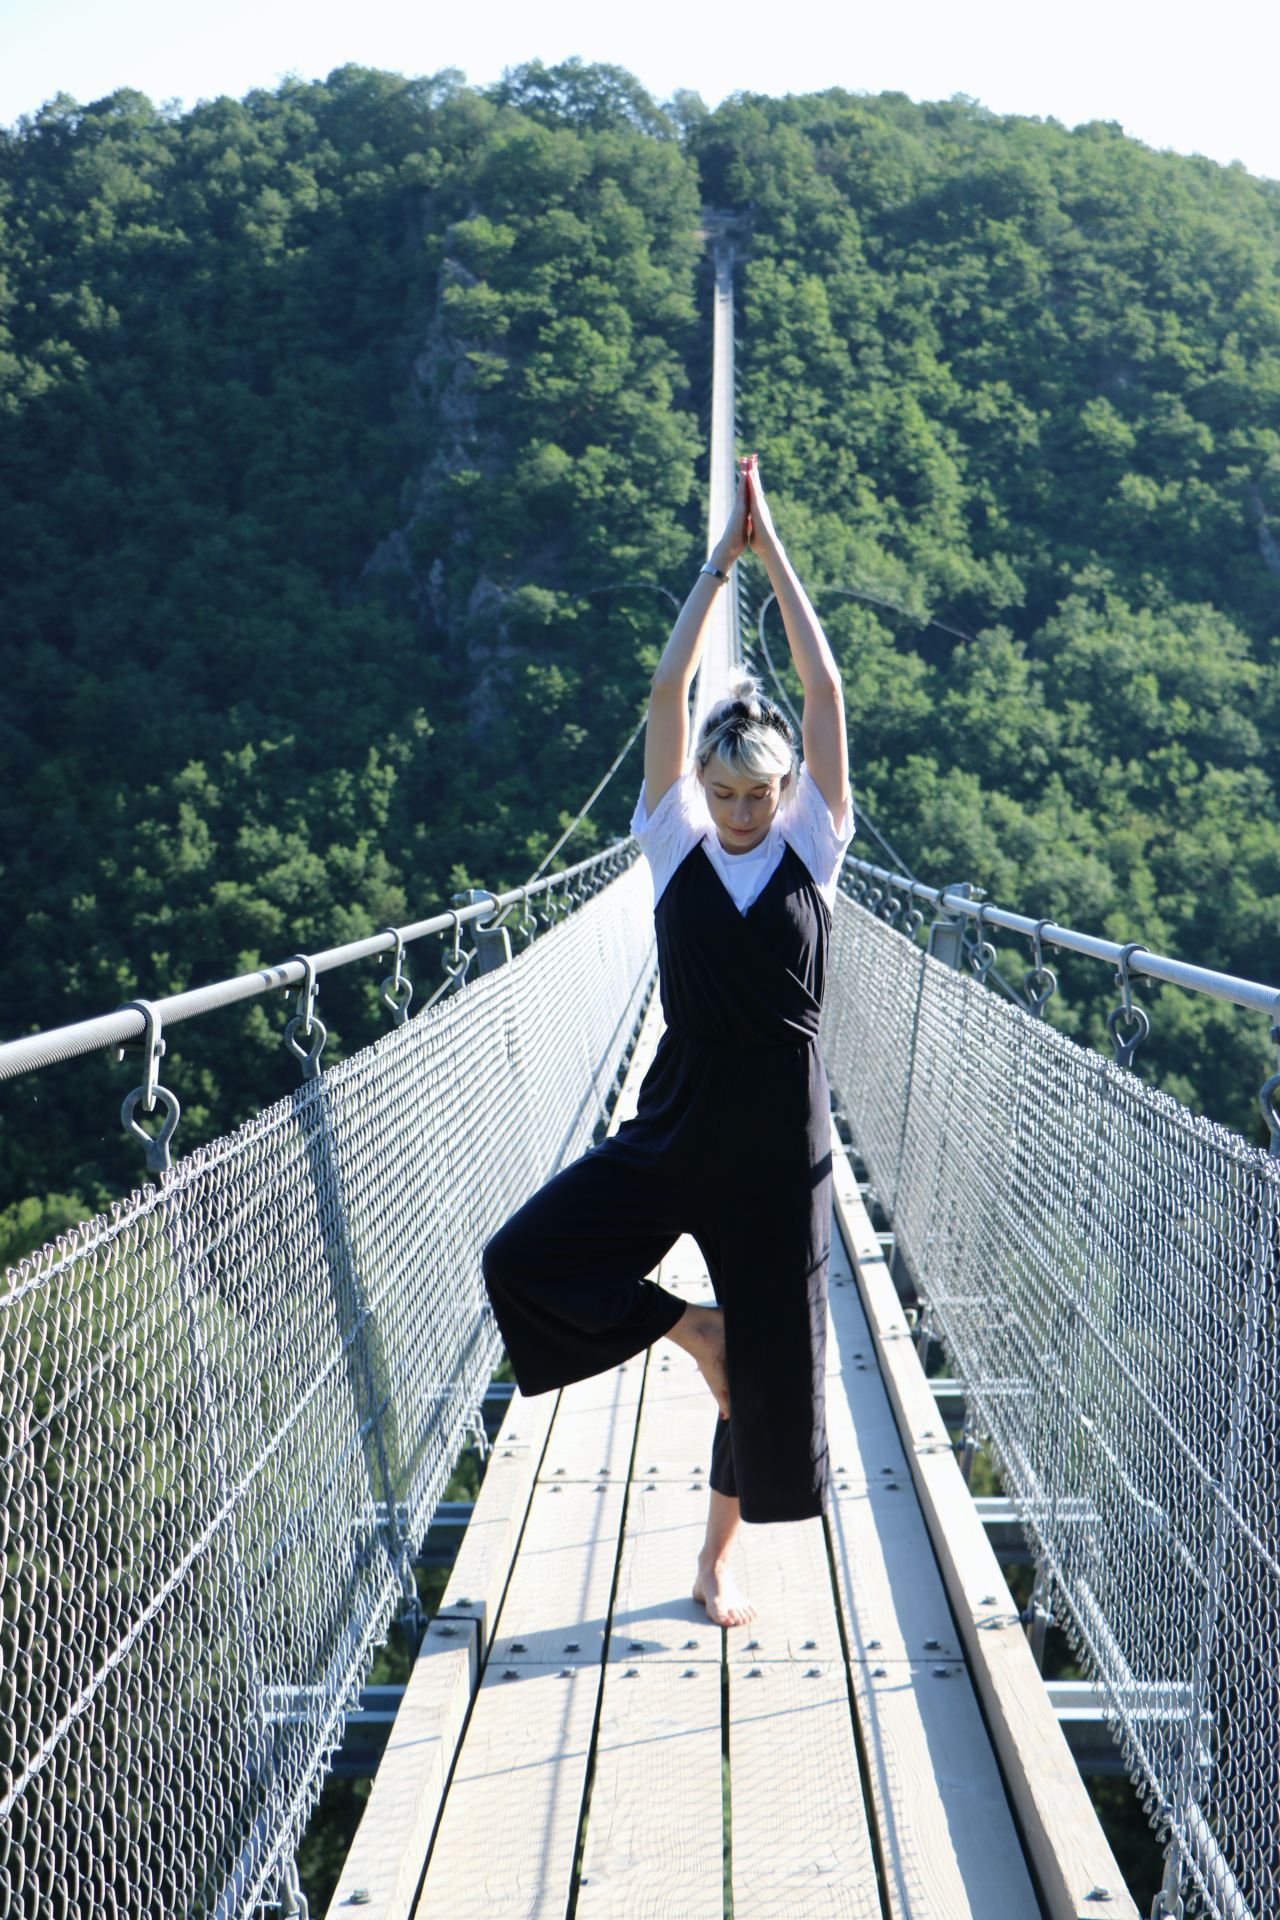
[666,1305,730,1420]
[693,1554,758,1628]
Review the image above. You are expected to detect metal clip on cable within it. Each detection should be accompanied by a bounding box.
[1259,1021,1280,1157]
[968,903,997,983]
[441,908,471,985]
[1022,919,1060,1019]
[283,953,328,1079]
[1106,943,1150,1070]
[116,998,182,1174]
[379,927,414,1027]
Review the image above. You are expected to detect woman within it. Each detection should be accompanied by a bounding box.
[482,458,854,1627]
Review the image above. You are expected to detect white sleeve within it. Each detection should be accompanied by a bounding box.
[783,760,856,908]
[630,763,709,907]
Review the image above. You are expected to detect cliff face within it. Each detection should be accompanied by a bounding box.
[362,246,514,731]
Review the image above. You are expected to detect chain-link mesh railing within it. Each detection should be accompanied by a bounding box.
[821,884,1280,1920]
[0,853,656,1920]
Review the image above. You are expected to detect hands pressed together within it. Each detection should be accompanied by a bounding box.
[710,453,783,575]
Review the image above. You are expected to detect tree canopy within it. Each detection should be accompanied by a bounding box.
[2,64,1278,1263]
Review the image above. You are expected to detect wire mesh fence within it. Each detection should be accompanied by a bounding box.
[821,883,1280,1920]
[0,854,657,1920]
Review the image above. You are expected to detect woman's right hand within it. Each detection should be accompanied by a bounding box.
[745,462,783,560]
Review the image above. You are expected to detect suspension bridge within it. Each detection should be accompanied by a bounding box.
[2,238,1278,1920]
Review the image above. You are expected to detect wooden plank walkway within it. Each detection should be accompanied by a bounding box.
[330,1005,1137,1920]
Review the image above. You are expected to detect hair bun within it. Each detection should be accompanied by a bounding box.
[726,666,764,711]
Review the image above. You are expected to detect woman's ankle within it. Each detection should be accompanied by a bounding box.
[667,1302,717,1350]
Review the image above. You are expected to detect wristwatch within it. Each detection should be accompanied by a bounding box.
[699,563,727,582]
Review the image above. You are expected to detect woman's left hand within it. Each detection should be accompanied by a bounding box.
[746,462,783,560]
[710,468,751,571]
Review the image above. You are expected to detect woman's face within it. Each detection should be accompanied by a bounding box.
[698,752,789,853]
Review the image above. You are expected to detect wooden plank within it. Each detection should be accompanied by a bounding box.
[850,1658,1041,1919]
[827,1485,961,1664]
[329,1640,474,1919]
[728,1659,881,1920]
[349,997,666,1919]
[539,1358,644,1483]
[829,1133,1140,1920]
[491,1478,627,1666]
[428,1385,560,1656]
[576,1661,724,1919]
[607,1477,720,1664]
[631,1365,722,1484]
[330,1385,552,1920]
[413,1662,599,1920]
[724,1516,842,1665]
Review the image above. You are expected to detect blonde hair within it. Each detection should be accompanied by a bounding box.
[695,667,796,801]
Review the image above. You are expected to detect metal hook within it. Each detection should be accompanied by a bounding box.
[1260,1021,1280,1157]
[1106,942,1150,1069]
[1023,919,1059,1018]
[1114,942,1148,1017]
[121,1085,182,1174]
[115,998,182,1172]
[379,927,414,1026]
[441,908,470,982]
[969,903,997,982]
[282,954,327,1078]
[114,998,165,1110]
[441,902,479,983]
[284,954,319,1035]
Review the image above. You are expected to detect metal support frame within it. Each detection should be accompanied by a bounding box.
[1025,1558,1054,1672]
[926,882,975,970]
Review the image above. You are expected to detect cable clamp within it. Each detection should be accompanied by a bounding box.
[968,902,997,982]
[1106,942,1150,1069]
[379,927,414,1026]
[1022,918,1059,1017]
[115,999,181,1173]
[283,954,327,1078]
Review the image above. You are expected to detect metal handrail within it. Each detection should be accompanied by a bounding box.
[0,838,633,1084]
[842,851,1280,1019]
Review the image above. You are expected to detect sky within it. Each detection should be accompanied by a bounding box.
[3,0,1279,184]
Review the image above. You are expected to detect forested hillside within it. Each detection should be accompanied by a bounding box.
[692,91,1280,1131]
[2,63,1278,1258]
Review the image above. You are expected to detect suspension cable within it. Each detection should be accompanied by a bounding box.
[523,712,646,888]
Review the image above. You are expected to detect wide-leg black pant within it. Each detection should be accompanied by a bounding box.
[480,1134,831,1522]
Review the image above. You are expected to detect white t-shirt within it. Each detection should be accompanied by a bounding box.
[630,760,856,915]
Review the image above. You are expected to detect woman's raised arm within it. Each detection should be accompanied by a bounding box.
[643,470,751,815]
[747,467,850,834]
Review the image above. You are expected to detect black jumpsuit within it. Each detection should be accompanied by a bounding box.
[481,829,837,1524]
